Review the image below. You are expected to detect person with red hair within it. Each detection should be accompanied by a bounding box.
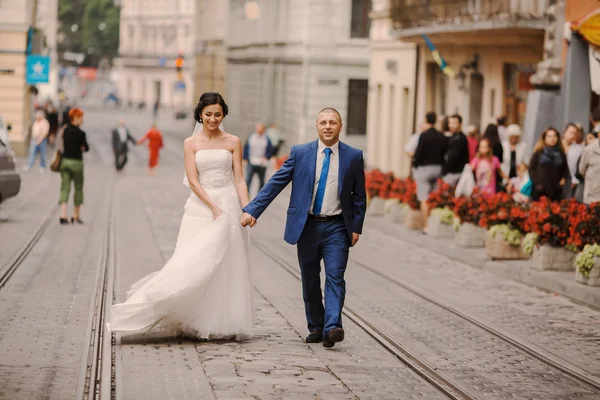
[59,107,89,224]
[137,123,164,176]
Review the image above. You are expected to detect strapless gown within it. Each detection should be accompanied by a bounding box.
[108,149,254,340]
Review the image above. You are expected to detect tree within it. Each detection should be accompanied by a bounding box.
[82,0,120,66]
[58,0,86,54]
[58,0,120,67]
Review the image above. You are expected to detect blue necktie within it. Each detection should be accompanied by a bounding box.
[313,147,332,215]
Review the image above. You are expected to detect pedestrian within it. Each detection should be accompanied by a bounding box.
[111,118,137,172]
[59,108,89,224]
[243,123,274,193]
[574,131,598,202]
[496,116,508,142]
[241,107,367,348]
[591,108,600,134]
[501,124,528,180]
[24,110,50,172]
[528,127,569,202]
[442,113,469,186]
[578,131,600,204]
[483,123,504,192]
[466,125,480,162]
[507,163,529,199]
[562,123,584,199]
[413,111,448,232]
[153,101,159,119]
[137,124,164,176]
[470,138,507,197]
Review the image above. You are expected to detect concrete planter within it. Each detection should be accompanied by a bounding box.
[455,223,486,248]
[404,208,424,230]
[427,214,454,238]
[576,257,600,286]
[485,231,528,260]
[531,245,576,271]
[387,202,407,223]
[367,197,385,216]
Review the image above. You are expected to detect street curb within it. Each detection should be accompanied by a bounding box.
[366,216,600,310]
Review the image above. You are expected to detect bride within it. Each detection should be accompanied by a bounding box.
[108,92,255,340]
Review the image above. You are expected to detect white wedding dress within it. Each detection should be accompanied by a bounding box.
[108,149,255,340]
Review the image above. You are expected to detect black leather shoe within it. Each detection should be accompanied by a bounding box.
[305,331,323,343]
[323,328,344,348]
[59,218,70,225]
[71,217,84,224]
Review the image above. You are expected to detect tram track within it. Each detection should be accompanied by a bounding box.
[0,203,59,290]
[77,181,117,400]
[258,202,600,396]
[253,238,477,400]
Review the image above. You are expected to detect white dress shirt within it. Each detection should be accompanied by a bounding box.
[118,126,127,143]
[248,133,269,167]
[310,140,342,216]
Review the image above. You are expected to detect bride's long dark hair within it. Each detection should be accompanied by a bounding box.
[193,92,229,123]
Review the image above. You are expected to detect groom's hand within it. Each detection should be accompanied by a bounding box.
[351,233,360,247]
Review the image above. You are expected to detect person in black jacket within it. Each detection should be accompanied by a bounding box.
[112,118,137,171]
[414,111,448,231]
[59,108,89,225]
[529,127,569,201]
[442,114,469,186]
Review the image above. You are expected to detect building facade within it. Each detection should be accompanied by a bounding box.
[367,0,547,176]
[523,0,600,150]
[225,0,371,150]
[193,0,229,105]
[116,0,196,111]
[366,0,417,176]
[0,0,58,155]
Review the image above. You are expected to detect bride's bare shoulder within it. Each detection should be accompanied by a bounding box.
[183,136,197,150]
[223,133,240,144]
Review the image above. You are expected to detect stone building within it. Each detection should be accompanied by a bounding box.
[116,0,196,112]
[367,0,547,176]
[524,0,600,150]
[225,0,372,149]
[0,0,59,155]
[193,0,229,104]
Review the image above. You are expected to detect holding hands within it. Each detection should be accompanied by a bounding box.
[240,212,257,228]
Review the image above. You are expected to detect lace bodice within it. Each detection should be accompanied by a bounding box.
[185,149,240,218]
[195,149,234,189]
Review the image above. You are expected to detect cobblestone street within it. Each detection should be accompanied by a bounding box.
[1,109,600,399]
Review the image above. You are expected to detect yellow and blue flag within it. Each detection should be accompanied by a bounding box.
[422,34,455,78]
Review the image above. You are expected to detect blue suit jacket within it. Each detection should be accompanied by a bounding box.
[243,139,367,245]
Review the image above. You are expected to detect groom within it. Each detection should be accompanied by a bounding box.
[241,107,366,348]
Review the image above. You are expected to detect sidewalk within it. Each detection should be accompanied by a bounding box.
[366,214,600,309]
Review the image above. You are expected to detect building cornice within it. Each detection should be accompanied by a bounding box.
[227,54,369,67]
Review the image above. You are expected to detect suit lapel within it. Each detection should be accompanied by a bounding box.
[307,140,318,191]
[338,142,347,197]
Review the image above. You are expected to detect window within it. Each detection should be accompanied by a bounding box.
[347,79,369,135]
[351,0,372,38]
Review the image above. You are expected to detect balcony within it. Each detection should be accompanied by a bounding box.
[390,0,547,44]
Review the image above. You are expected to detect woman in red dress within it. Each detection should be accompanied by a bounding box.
[137,124,164,175]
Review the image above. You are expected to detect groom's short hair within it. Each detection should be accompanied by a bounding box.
[318,107,342,123]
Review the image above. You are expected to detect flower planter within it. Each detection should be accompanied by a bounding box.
[576,257,600,286]
[367,197,385,216]
[387,202,406,223]
[404,208,424,230]
[531,245,576,271]
[455,223,486,248]
[486,231,528,260]
[427,214,454,238]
